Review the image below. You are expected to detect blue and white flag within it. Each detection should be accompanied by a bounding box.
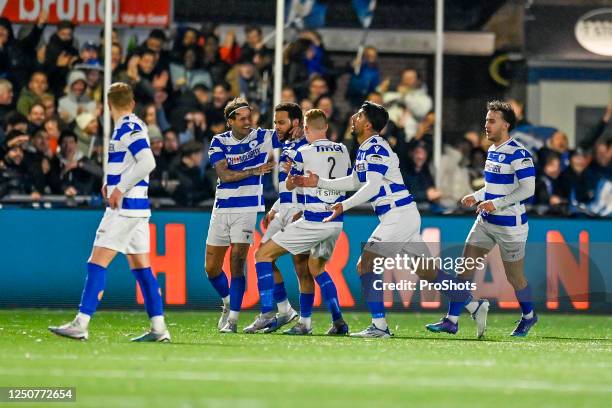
[286,0,328,29]
[352,0,377,28]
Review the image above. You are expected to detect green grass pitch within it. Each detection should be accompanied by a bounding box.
[0,310,610,408]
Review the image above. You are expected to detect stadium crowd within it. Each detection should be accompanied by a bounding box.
[0,14,610,216]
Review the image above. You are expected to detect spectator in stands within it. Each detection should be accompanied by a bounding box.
[381,68,432,121]
[27,103,45,134]
[43,118,61,155]
[74,112,99,158]
[192,84,211,110]
[0,79,14,141]
[124,49,159,107]
[171,27,200,63]
[241,25,269,64]
[3,112,28,138]
[281,86,297,103]
[40,94,56,121]
[299,30,334,85]
[438,138,473,208]
[0,133,38,199]
[131,29,170,69]
[172,141,212,206]
[206,82,231,125]
[162,129,180,168]
[110,42,124,81]
[17,71,52,117]
[468,146,486,192]
[506,97,531,128]
[79,41,99,64]
[77,59,103,103]
[307,74,329,103]
[149,126,175,198]
[219,30,242,66]
[463,128,482,149]
[23,128,52,195]
[48,130,102,196]
[202,35,230,85]
[226,58,262,104]
[179,110,212,145]
[534,151,563,207]
[57,70,96,125]
[580,103,611,151]
[401,141,441,204]
[587,138,611,183]
[0,12,47,93]
[346,46,381,108]
[557,149,596,207]
[44,20,79,97]
[538,130,569,171]
[170,45,213,92]
[315,94,341,141]
[407,111,435,160]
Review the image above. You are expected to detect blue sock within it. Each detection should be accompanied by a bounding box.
[515,284,534,316]
[315,272,342,321]
[79,262,107,316]
[208,272,229,299]
[299,292,314,318]
[273,282,288,303]
[230,276,246,312]
[132,267,164,318]
[435,271,472,317]
[255,262,274,314]
[359,272,385,318]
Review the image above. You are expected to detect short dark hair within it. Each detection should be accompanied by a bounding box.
[59,129,77,144]
[224,98,250,120]
[180,140,203,158]
[361,101,389,133]
[57,20,74,31]
[215,81,231,93]
[274,102,302,123]
[5,111,28,127]
[487,100,516,132]
[140,48,157,58]
[245,25,262,36]
[149,29,167,42]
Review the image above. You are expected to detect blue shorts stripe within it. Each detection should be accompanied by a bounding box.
[215,195,261,208]
[303,210,343,223]
[482,212,528,226]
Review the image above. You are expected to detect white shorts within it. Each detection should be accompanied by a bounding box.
[364,202,424,258]
[206,211,258,246]
[271,219,341,261]
[93,208,150,254]
[466,217,528,262]
[261,206,302,243]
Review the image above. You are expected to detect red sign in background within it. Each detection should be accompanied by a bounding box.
[0,0,171,27]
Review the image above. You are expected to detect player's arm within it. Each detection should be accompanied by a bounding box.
[213,159,273,183]
[462,187,485,207]
[338,171,384,212]
[317,172,361,192]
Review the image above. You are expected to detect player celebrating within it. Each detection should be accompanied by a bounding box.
[49,82,170,342]
[293,102,487,338]
[252,109,351,335]
[243,103,309,333]
[426,100,537,337]
[206,98,296,333]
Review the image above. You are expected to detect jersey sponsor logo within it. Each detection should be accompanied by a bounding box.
[485,161,501,173]
[368,154,383,163]
[228,147,261,165]
[498,153,506,162]
[355,163,366,172]
[315,144,343,153]
[249,140,258,149]
[521,158,533,165]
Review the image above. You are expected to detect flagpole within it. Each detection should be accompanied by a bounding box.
[103,0,113,175]
[433,0,444,188]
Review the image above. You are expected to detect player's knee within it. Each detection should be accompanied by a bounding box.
[506,272,526,290]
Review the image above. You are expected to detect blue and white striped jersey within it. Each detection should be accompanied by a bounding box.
[479,137,535,227]
[107,114,152,218]
[354,135,413,216]
[290,139,351,225]
[278,137,308,208]
[208,128,281,213]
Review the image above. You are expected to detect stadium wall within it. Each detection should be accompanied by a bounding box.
[0,209,610,312]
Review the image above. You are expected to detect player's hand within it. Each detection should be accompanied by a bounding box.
[251,161,275,175]
[281,159,293,173]
[101,184,108,203]
[461,194,477,207]
[262,209,277,229]
[108,188,123,209]
[323,202,343,223]
[476,200,496,215]
[288,126,303,140]
[291,211,303,223]
[292,170,319,187]
[37,10,48,26]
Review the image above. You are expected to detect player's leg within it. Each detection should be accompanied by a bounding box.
[127,252,170,342]
[279,253,313,335]
[499,235,537,336]
[349,249,392,338]
[49,210,121,340]
[260,255,303,333]
[205,211,232,330]
[205,244,231,330]
[243,239,289,333]
[310,256,349,335]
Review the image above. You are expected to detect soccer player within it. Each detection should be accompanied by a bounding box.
[49,82,170,342]
[293,102,488,338]
[243,103,309,333]
[252,109,351,335]
[426,100,537,337]
[205,98,295,333]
